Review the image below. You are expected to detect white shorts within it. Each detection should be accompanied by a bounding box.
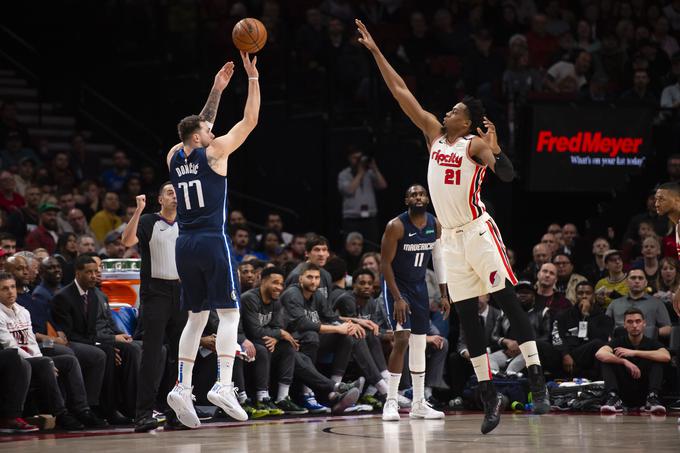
[441,212,518,302]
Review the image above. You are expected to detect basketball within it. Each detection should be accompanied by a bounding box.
[232,18,267,53]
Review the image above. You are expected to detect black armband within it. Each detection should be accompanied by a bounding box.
[493,152,514,182]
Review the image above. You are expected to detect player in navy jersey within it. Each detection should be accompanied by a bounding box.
[380,184,450,421]
[166,51,259,428]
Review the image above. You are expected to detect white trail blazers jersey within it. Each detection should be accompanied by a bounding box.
[427,134,487,229]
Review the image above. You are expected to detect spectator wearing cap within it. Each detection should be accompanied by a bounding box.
[535,263,571,317]
[89,191,121,244]
[553,253,587,305]
[24,203,60,254]
[606,268,671,339]
[552,280,613,379]
[595,250,629,307]
[0,170,25,214]
[100,231,125,260]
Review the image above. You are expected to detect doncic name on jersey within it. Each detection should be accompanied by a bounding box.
[175,161,199,177]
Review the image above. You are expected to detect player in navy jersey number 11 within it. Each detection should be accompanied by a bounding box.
[166,51,260,428]
[380,184,450,421]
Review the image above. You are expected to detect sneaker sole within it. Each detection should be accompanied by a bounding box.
[382,413,401,421]
[207,391,249,422]
[643,406,667,415]
[409,412,445,419]
[332,388,360,414]
[600,407,623,414]
[167,393,200,428]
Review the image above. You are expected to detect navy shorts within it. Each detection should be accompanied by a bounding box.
[176,232,240,313]
[382,279,430,335]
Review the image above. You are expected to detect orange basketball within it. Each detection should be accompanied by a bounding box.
[232,18,267,53]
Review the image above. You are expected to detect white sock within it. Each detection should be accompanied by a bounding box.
[177,311,210,388]
[216,309,239,384]
[519,341,541,367]
[387,373,401,401]
[380,370,390,381]
[330,375,343,383]
[376,379,389,395]
[276,383,290,402]
[256,390,269,402]
[365,385,378,396]
[302,386,314,395]
[471,354,492,382]
[412,372,426,402]
[424,386,433,400]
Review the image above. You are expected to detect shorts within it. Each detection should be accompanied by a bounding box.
[176,231,240,313]
[382,279,430,335]
[441,212,517,302]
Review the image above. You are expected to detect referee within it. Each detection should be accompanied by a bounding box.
[122,182,187,432]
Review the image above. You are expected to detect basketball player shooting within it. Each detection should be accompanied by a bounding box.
[166,51,259,428]
[356,19,549,434]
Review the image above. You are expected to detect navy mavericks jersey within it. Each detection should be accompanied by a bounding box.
[391,212,437,284]
[169,147,229,234]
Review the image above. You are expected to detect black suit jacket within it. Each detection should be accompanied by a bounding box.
[52,281,99,345]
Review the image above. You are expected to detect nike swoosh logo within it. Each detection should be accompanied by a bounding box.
[408,233,417,237]
[527,353,538,358]
[479,231,486,236]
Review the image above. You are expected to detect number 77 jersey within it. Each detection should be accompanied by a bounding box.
[170,147,229,234]
[427,134,487,229]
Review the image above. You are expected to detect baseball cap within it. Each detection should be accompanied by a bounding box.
[38,203,60,214]
[603,250,622,263]
[104,231,122,245]
[515,280,535,292]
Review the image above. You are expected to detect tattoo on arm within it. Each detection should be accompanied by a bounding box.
[200,88,222,125]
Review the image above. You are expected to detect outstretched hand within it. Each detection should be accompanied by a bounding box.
[213,61,235,91]
[355,19,379,53]
[477,116,500,153]
[240,51,259,79]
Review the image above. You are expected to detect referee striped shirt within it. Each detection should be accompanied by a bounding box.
[137,213,179,282]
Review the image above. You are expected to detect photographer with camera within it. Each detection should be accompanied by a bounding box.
[337,145,387,246]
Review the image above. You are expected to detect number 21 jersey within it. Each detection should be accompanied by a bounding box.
[427,134,487,229]
[170,147,229,234]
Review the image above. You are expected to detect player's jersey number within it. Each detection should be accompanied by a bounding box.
[444,169,461,185]
[177,180,205,210]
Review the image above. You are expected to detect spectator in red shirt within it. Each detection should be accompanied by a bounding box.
[24,203,60,254]
[0,171,25,214]
[525,13,559,70]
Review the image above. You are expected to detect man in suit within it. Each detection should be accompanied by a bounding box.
[51,254,134,424]
[449,294,502,399]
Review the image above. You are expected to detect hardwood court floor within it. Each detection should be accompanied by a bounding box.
[1,413,679,453]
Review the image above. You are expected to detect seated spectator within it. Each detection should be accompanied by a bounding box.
[6,185,40,247]
[256,212,293,245]
[100,231,125,260]
[5,255,32,310]
[502,48,542,105]
[653,257,680,323]
[76,234,97,255]
[583,237,610,283]
[535,263,571,316]
[653,16,679,58]
[0,348,37,433]
[595,250,629,307]
[0,272,107,429]
[13,251,38,289]
[553,253,587,304]
[631,236,662,290]
[541,232,561,258]
[54,232,78,283]
[89,192,122,244]
[660,53,680,109]
[620,69,658,104]
[279,263,364,414]
[238,260,257,292]
[75,180,101,221]
[49,152,76,190]
[623,220,657,263]
[339,231,364,275]
[325,256,349,310]
[285,233,307,262]
[56,190,77,234]
[525,13,559,70]
[0,170,25,214]
[69,134,100,183]
[13,157,36,197]
[520,243,551,283]
[623,191,667,240]
[23,257,67,346]
[544,49,592,93]
[240,267,307,415]
[25,203,60,254]
[231,224,265,263]
[256,230,285,264]
[228,209,246,226]
[120,176,142,209]
[67,208,97,240]
[101,149,133,193]
[0,132,39,170]
[489,281,552,375]
[51,255,132,424]
[552,281,613,378]
[0,232,17,256]
[596,308,670,414]
[606,269,671,339]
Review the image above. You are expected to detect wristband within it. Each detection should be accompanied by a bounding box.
[248,77,259,81]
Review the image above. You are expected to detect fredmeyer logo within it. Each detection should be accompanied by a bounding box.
[535,131,643,158]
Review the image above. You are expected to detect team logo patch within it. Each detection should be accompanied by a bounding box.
[489,271,500,287]
[425,229,435,234]
[231,290,237,301]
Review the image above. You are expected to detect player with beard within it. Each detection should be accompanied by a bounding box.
[380,184,450,421]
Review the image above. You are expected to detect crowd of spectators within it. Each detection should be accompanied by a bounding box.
[2,0,680,434]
